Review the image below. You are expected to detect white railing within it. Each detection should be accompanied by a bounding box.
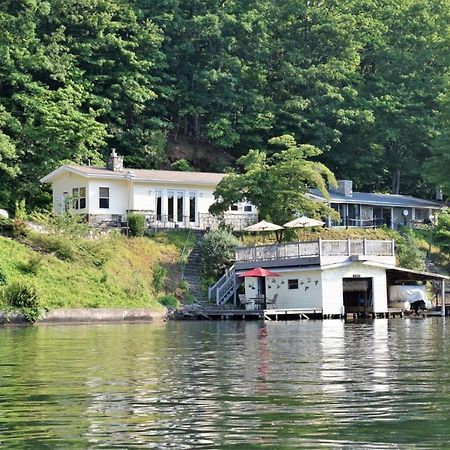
[235,239,394,262]
[208,265,237,305]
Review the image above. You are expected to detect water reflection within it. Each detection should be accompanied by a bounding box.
[0,319,449,448]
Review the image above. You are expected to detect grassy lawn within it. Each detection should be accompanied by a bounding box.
[0,229,196,311]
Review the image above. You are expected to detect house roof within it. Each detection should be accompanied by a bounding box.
[40,165,227,185]
[309,188,443,209]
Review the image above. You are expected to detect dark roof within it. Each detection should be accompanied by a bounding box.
[41,165,226,185]
[309,189,443,209]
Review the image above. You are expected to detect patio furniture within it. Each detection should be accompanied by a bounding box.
[266,294,278,309]
[238,294,249,306]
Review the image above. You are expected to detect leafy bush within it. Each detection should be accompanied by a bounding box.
[152,264,168,292]
[171,159,194,171]
[0,217,12,236]
[128,213,146,237]
[26,232,76,260]
[158,294,179,308]
[0,269,7,286]
[200,229,240,279]
[30,210,89,238]
[396,228,426,271]
[4,281,41,323]
[433,212,450,255]
[19,255,43,275]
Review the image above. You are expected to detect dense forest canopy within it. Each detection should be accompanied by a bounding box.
[0,0,449,210]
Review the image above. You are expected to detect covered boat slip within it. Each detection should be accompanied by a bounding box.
[208,239,448,320]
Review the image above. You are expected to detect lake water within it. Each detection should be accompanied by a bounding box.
[0,319,449,448]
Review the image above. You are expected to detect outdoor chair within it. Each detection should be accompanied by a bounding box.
[266,294,278,309]
[238,294,249,306]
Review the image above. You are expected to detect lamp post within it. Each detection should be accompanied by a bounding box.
[428,214,435,258]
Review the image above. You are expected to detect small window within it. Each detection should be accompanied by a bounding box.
[230,204,238,211]
[72,187,86,210]
[288,279,299,290]
[99,187,110,209]
[244,205,252,212]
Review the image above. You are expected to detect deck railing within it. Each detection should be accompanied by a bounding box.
[235,239,395,262]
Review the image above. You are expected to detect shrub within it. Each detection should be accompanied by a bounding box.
[433,212,450,255]
[26,233,76,260]
[152,264,168,292]
[0,269,7,286]
[200,229,240,279]
[128,213,146,237]
[158,294,179,308]
[396,228,426,271]
[19,255,43,275]
[30,210,89,239]
[0,217,12,236]
[4,281,41,323]
[171,159,194,171]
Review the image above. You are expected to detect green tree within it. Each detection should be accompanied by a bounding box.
[210,135,338,225]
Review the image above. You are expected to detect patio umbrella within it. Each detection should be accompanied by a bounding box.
[240,267,280,309]
[244,220,284,232]
[240,267,280,278]
[283,216,324,228]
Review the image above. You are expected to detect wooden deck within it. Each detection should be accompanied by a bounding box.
[175,308,328,321]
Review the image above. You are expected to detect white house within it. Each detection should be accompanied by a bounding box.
[40,150,257,230]
[41,151,443,231]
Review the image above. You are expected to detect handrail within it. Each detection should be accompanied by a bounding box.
[180,228,193,280]
[235,239,395,262]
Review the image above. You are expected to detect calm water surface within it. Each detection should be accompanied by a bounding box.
[1,319,449,449]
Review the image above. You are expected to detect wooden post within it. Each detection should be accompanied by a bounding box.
[442,279,446,317]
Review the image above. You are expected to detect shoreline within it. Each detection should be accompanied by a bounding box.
[0,308,167,326]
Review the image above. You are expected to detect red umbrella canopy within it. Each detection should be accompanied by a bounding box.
[241,267,280,277]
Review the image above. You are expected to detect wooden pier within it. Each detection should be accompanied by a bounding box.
[174,308,333,321]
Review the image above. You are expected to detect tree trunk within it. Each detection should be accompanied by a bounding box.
[392,168,401,194]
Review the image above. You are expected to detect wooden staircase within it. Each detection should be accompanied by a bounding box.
[208,265,238,306]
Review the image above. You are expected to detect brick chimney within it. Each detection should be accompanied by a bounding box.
[107,149,123,172]
[336,180,353,197]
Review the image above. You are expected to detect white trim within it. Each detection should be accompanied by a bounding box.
[40,165,223,186]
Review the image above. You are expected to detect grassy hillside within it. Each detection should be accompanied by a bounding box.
[0,229,195,312]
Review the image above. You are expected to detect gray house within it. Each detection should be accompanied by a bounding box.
[310,180,444,229]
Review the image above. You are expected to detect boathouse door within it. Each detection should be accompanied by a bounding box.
[342,278,373,315]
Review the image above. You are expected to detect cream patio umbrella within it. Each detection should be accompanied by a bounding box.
[244,220,284,232]
[283,215,325,240]
[244,220,284,243]
[283,216,325,228]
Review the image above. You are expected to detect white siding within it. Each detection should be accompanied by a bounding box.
[133,184,155,211]
[321,263,388,315]
[88,179,129,215]
[51,173,88,213]
[273,270,322,310]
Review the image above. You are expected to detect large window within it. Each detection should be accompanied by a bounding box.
[168,191,174,221]
[99,187,110,209]
[156,190,162,220]
[177,191,183,222]
[72,187,86,210]
[189,193,196,223]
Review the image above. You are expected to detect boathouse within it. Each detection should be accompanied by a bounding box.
[208,239,447,319]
